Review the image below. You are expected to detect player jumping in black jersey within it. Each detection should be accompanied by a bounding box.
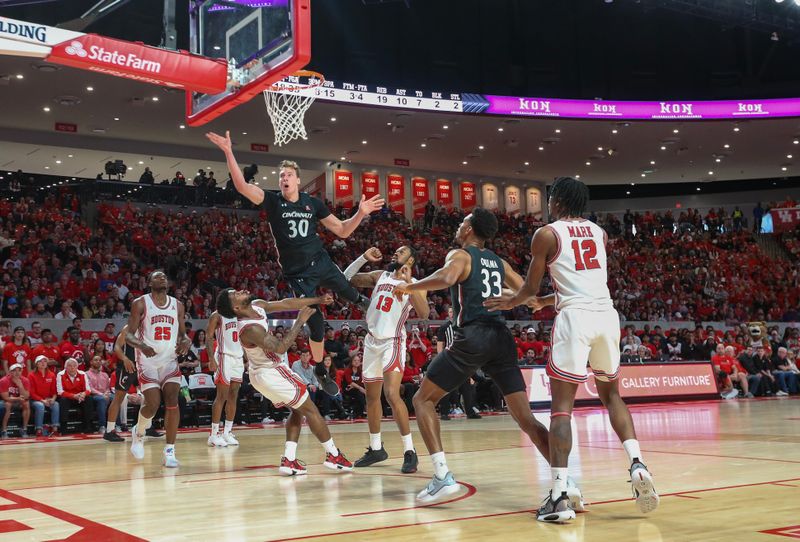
[393,208,583,508]
[207,130,384,362]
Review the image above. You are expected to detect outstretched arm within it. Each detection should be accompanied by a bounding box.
[345,247,384,288]
[254,294,334,314]
[484,227,557,311]
[320,194,385,238]
[240,307,315,354]
[206,130,265,205]
[394,249,468,298]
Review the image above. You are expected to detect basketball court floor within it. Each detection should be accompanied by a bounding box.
[0,397,797,541]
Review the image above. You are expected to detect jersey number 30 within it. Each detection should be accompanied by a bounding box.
[287,219,309,238]
[481,269,502,298]
[571,239,600,271]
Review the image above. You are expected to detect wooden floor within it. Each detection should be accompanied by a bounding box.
[1,398,798,542]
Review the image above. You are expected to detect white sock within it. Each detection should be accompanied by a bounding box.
[322,438,339,456]
[165,444,175,454]
[622,439,642,464]
[211,423,219,436]
[401,433,414,452]
[224,420,233,435]
[552,467,568,496]
[106,421,115,433]
[431,451,448,479]
[135,413,153,437]
[284,441,298,461]
[369,432,381,451]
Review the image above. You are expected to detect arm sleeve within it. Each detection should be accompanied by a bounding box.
[343,255,368,281]
[312,196,332,220]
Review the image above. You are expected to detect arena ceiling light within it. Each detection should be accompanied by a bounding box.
[478,145,484,150]
[794,139,799,144]
[42,106,50,112]
[420,143,426,148]
[330,117,336,122]
[555,128,561,133]
[612,129,618,134]
[15,74,23,79]
[538,146,544,151]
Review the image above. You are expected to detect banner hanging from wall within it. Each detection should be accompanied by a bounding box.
[411,177,429,218]
[460,182,476,211]
[361,172,380,200]
[770,207,800,233]
[387,173,406,214]
[334,170,354,209]
[436,179,453,209]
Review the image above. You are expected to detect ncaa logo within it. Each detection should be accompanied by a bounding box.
[65,41,88,57]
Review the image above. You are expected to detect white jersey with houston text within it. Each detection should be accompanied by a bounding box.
[237,305,282,370]
[215,314,244,359]
[366,272,414,340]
[137,294,179,364]
[546,219,614,312]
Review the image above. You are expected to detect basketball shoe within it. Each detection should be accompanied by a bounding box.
[537,491,575,523]
[565,476,586,512]
[103,430,124,442]
[416,472,459,503]
[354,446,388,467]
[401,450,419,474]
[630,460,659,513]
[130,425,145,459]
[163,447,180,468]
[323,450,353,471]
[207,434,228,447]
[279,457,307,476]
[223,433,239,446]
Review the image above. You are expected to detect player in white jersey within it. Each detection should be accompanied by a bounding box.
[124,271,191,468]
[215,288,353,475]
[342,246,429,474]
[486,177,658,523]
[205,311,244,447]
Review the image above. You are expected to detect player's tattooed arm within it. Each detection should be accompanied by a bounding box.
[114,324,135,373]
[124,297,156,357]
[393,249,468,299]
[255,293,334,314]
[206,312,220,373]
[205,130,265,205]
[175,301,192,356]
[242,307,316,354]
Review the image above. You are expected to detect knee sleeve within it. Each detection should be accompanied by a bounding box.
[307,309,325,342]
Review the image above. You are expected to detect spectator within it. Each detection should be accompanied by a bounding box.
[620,326,642,349]
[753,346,778,396]
[2,297,19,318]
[0,363,31,438]
[27,321,43,346]
[323,327,348,369]
[138,167,155,185]
[86,355,111,433]
[32,329,61,370]
[3,326,32,374]
[519,348,538,366]
[190,330,208,372]
[400,356,421,414]
[54,301,77,320]
[621,345,642,364]
[407,325,431,368]
[342,354,366,418]
[638,345,653,362]
[753,202,764,233]
[772,347,799,396]
[738,346,764,397]
[56,358,92,433]
[663,335,684,361]
[317,354,346,419]
[87,338,113,372]
[28,355,60,436]
[291,349,319,404]
[59,327,86,370]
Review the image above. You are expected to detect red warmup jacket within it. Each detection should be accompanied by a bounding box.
[28,369,57,401]
[56,369,90,399]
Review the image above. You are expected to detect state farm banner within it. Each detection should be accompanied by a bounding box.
[334,170,354,209]
[770,207,800,233]
[412,177,429,218]
[46,34,227,93]
[387,173,406,214]
[523,363,718,403]
[460,182,476,211]
[361,172,380,200]
[436,179,453,209]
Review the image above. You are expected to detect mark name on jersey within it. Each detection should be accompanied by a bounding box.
[480,257,499,269]
[150,315,175,325]
[281,210,313,220]
[567,225,594,238]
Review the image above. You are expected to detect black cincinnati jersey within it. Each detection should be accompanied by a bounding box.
[451,246,505,327]
[114,343,138,391]
[262,190,331,276]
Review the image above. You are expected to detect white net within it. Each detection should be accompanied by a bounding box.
[263,83,317,147]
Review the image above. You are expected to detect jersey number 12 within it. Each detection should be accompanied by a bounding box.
[571,239,600,271]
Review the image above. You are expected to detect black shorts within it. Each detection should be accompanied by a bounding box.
[115,364,138,392]
[286,252,358,302]
[424,321,526,396]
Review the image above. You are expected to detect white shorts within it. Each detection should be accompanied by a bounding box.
[137,360,181,392]
[548,307,621,384]
[250,365,309,409]
[214,353,244,386]
[363,334,406,382]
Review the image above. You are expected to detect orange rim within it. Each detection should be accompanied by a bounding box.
[267,70,325,91]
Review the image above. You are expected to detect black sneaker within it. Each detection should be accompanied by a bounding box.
[536,491,576,523]
[401,450,418,473]
[467,412,482,419]
[440,413,450,421]
[354,446,389,467]
[146,427,164,438]
[103,431,125,442]
[318,371,340,397]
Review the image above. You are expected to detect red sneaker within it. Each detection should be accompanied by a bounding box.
[323,450,353,472]
[278,457,307,476]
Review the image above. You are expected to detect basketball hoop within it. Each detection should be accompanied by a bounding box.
[263,70,325,147]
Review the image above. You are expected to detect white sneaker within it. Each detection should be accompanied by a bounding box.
[223,433,239,446]
[261,417,274,424]
[776,390,789,397]
[207,434,228,447]
[163,448,180,468]
[630,461,659,513]
[566,476,586,512]
[130,425,144,460]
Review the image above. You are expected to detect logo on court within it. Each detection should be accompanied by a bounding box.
[65,41,88,57]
